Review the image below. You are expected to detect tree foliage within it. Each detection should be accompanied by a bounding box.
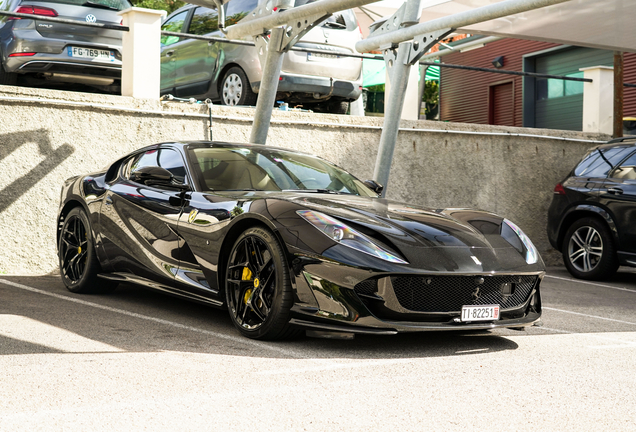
[130,0,185,15]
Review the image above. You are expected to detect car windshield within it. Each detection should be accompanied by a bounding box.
[188,146,376,196]
[33,0,132,11]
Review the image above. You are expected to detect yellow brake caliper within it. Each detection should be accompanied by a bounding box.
[242,267,253,304]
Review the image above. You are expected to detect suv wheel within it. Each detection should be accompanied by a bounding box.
[220,67,256,107]
[562,217,619,280]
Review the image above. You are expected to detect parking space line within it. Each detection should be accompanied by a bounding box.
[0,278,310,360]
[544,306,636,326]
[544,275,636,293]
[539,326,636,348]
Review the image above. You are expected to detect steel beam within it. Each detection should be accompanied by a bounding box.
[373,42,415,194]
[356,0,573,53]
[250,28,286,144]
[226,0,378,39]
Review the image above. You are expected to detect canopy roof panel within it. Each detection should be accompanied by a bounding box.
[418,0,636,53]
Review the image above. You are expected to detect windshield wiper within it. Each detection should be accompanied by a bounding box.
[81,2,119,11]
[218,188,268,192]
[323,21,346,29]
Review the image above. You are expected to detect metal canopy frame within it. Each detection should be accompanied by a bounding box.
[204,0,577,195]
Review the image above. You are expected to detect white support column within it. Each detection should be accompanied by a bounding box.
[581,66,614,135]
[384,65,420,120]
[118,7,166,99]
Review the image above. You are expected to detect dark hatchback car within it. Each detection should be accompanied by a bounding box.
[0,0,129,91]
[547,137,636,280]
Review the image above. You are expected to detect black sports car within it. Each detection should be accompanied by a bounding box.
[57,141,544,339]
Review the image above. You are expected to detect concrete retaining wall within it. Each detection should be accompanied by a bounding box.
[0,85,609,275]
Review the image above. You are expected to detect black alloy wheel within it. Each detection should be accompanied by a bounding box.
[220,67,257,107]
[562,217,619,280]
[225,227,297,340]
[58,207,117,293]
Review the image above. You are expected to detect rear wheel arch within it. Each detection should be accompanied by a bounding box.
[57,200,88,248]
[557,206,619,250]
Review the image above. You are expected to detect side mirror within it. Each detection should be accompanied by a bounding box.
[363,179,384,195]
[130,166,174,186]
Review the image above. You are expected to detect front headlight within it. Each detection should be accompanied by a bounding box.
[502,219,539,264]
[297,210,408,264]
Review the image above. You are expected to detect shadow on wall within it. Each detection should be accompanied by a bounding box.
[0,129,74,213]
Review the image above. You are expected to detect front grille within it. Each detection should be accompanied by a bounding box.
[390,275,537,313]
[355,279,378,297]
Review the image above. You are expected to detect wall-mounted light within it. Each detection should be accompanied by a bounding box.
[492,56,504,68]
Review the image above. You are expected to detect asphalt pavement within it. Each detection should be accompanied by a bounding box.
[1,267,635,431]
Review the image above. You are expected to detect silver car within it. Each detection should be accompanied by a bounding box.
[160,0,362,114]
[0,0,130,91]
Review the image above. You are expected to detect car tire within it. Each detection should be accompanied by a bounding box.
[562,217,619,280]
[225,226,299,340]
[329,100,350,115]
[58,207,117,294]
[0,65,17,86]
[220,67,257,107]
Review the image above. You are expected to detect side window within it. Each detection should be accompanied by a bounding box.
[129,149,188,186]
[574,146,635,178]
[610,150,636,180]
[161,10,189,46]
[159,149,187,184]
[189,7,219,35]
[225,0,257,27]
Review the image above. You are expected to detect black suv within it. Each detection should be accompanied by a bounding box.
[547,137,636,280]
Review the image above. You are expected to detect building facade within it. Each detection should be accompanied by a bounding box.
[439,37,636,131]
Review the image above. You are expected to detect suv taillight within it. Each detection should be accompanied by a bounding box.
[553,183,566,195]
[9,5,59,19]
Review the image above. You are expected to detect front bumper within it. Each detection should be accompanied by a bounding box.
[289,258,543,334]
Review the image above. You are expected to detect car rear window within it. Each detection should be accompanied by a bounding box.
[574,146,635,178]
[295,0,357,31]
[31,0,132,11]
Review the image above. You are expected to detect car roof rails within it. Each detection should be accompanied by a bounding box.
[608,136,636,144]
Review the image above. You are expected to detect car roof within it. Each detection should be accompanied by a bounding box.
[593,136,636,151]
[160,140,319,157]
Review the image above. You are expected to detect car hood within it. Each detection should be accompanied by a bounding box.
[265,192,543,273]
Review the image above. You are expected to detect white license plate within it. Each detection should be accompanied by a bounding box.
[461,304,500,322]
[67,47,115,62]
[307,52,339,61]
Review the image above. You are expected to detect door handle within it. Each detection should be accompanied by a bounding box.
[165,50,175,57]
[608,187,624,195]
